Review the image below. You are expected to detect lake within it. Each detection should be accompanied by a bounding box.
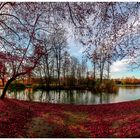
[2,86,140,105]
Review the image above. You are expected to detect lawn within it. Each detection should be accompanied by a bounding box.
[0,98,140,137]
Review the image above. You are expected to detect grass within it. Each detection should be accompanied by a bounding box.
[0,98,140,137]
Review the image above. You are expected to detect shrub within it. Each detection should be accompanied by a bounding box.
[94,80,118,93]
[103,80,118,93]
[8,83,26,92]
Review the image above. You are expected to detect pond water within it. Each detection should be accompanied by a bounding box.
[2,86,140,105]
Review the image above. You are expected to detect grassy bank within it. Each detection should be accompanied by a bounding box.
[0,98,140,137]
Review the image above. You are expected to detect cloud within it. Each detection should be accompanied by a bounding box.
[110,59,129,73]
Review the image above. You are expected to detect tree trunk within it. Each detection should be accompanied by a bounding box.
[107,62,110,80]
[63,69,66,86]
[93,61,96,80]
[0,77,15,99]
[57,70,61,93]
[100,60,105,82]
[46,57,50,89]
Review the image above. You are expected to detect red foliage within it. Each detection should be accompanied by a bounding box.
[1,98,140,137]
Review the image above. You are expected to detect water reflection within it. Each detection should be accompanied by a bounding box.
[5,89,117,104]
[2,86,140,105]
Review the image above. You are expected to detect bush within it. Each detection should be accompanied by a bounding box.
[8,83,26,92]
[103,80,118,93]
[94,80,118,93]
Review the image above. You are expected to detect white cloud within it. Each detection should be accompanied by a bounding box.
[110,59,129,73]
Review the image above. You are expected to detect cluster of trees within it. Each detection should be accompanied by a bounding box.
[115,77,140,85]
[33,45,88,88]
[0,2,140,99]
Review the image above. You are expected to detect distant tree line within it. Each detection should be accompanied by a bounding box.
[115,77,140,85]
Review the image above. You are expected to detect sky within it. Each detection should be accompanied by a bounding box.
[68,41,140,79]
[110,60,140,79]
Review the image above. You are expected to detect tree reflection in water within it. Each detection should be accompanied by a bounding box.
[5,87,140,104]
[8,89,118,104]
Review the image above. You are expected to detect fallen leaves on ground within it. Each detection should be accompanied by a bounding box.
[1,98,140,137]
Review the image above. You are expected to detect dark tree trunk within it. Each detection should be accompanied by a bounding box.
[93,61,96,80]
[45,57,51,89]
[107,62,110,80]
[0,77,15,99]
[63,70,66,86]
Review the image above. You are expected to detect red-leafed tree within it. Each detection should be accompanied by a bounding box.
[0,3,45,99]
